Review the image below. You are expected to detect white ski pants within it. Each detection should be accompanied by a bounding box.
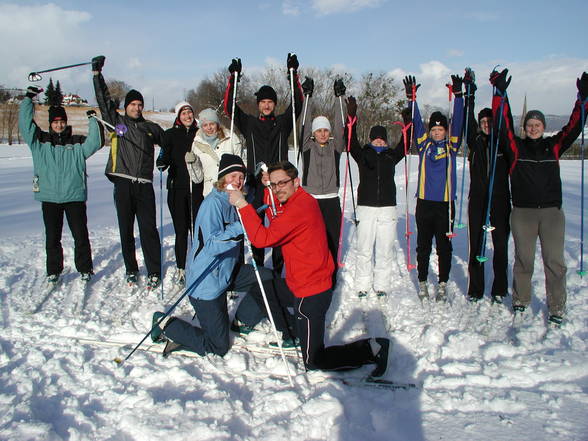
[354,205,398,292]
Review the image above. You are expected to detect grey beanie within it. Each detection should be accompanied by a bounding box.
[198,108,220,125]
[523,110,546,128]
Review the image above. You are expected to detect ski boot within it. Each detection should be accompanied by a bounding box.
[126,271,138,286]
[491,294,505,305]
[376,290,387,298]
[417,281,429,301]
[151,311,170,343]
[176,269,186,288]
[47,274,60,286]
[547,314,563,329]
[230,319,256,335]
[147,273,161,290]
[358,291,368,298]
[369,337,390,378]
[80,272,93,283]
[270,337,300,349]
[435,282,447,302]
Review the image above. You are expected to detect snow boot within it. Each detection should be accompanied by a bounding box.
[47,274,60,285]
[369,337,390,378]
[80,272,93,283]
[358,291,368,298]
[491,294,504,305]
[376,290,387,297]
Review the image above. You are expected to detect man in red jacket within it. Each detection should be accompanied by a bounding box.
[228,161,390,376]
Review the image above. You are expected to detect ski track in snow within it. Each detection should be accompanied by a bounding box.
[1,145,587,441]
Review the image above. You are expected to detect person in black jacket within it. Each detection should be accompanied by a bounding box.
[491,68,588,327]
[463,69,511,304]
[156,102,203,287]
[223,54,304,274]
[348,99,407,297]
[92,56,164,289]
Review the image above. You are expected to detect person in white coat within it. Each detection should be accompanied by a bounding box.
[186,108,245,196]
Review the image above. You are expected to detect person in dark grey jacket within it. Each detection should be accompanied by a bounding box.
[92,56,164,289]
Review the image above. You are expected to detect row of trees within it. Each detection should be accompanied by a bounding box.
[184,66,412,143]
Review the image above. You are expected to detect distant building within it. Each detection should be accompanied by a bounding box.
[62,94,88,106]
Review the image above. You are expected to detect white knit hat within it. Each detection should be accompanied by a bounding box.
[174,101,193,118]
[311,116,331,133]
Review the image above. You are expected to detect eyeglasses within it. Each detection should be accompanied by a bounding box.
[269,178,294,190]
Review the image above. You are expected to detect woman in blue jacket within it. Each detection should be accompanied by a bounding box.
[152,154,295,357]
[19,87,104,285]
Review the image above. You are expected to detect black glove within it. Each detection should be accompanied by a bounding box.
[489,68,511,94]
[403,75,420,100]
[287,53,299,72]
[228,58,242,77]
[301,76,314,97]
[92,55,105,72]
[26,86,42,98]
[577,72,588,101]
[401,108,412,125]
[346,96,357,118]
[86,109,97,118]
[463,67,477,94]
[334,79,346,97]
[451,75,463,97]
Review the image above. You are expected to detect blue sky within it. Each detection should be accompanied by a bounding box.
[1,0,587,114]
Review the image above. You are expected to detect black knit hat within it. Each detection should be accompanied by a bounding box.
[369,125,388,143]
[124,89,144,109]
[429,111,448,131]
[523,110,546,128]
[48,106,67,123]
[218,154,246,180]
[478,108,492,123]
[255,85,277,104]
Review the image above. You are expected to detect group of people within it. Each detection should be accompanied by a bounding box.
[19,52,588,375]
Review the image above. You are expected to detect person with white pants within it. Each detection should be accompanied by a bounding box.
[349,116,407,297]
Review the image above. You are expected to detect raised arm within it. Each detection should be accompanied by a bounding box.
[81,110,104,159]
[301,76,315,152]
[91,56,120,127]
[18,88,43,149]
[403,76,426,152]
[333,79,347,153]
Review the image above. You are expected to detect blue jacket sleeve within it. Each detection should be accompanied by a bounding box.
[81,117,104,159]
[199,199,244,257]
[410,101,427,153]
[18,97,41,150]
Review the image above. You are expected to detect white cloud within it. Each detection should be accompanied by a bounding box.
[282,1,301,15]
[311,0,385,15]
[389,58,588,115]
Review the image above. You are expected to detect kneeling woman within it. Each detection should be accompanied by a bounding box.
[152,154,293,356]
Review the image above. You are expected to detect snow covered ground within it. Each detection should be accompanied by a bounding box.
[1,143,587,441]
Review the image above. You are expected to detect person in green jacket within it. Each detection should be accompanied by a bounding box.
[19,86,104,285]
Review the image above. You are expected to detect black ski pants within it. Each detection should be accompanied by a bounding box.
[167,183,204,270]
[467,194,511,298]
[415,199,454,283]
[317,196,342,283]
[42,201,92,275]
[112,177,161,275]
[295,289,375,372]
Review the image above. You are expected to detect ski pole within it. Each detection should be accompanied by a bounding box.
[160,169,164,301]
[476,89,506,262]
[261,163,277,217]
[338,96,358,225]
[89,114,127,136]
[578,98,587,276]
[297,95,310,169]
[28,61,93,82]
[189,178,194,243]
[229,185,294,385]
[455,82,471,229]
[445,84,457,238]
[336,116,357,267]
[393,120,416,271]
[230,70,239,150]
[289,67,299,167]
[114,259,218,366]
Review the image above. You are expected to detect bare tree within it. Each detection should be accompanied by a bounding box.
[106,79,132,109]
[1,103,20,145]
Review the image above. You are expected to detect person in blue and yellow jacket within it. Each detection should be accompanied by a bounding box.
[404,74,464,302]
[19,86,104,285]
